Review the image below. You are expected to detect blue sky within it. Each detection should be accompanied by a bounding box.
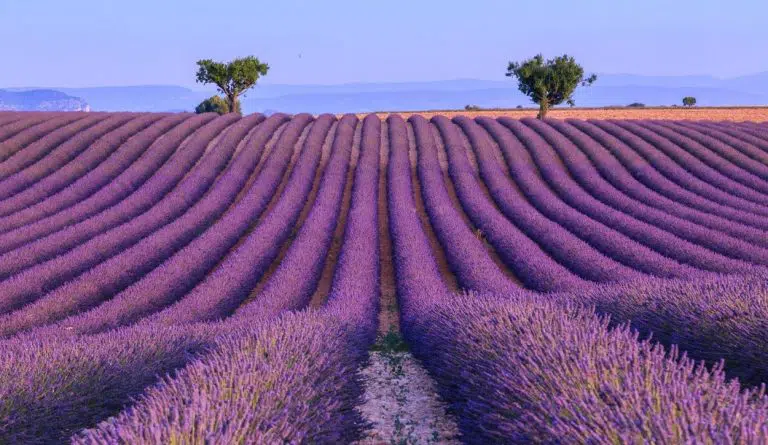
[1,0,766,88]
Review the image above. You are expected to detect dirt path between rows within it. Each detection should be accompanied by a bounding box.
[355,118,460,445]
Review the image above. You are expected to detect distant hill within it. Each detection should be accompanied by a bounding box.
[0,89,89,111]
[7,72,768,114]
[56,86,208,113]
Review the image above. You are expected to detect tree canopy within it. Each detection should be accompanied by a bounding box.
[506,54,596,119]
[682,96,697,107]
[195,56,269,114]
[195,95,241,115]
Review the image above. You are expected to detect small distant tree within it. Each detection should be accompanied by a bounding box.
[516,105,523,109]
[195,56,269,114]
[682,96,697,107]
[465,104,481,111]
[195,95,241,115]
[506,54,597,119]
[627,102,646,108]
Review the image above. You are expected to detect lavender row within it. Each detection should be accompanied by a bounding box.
[502,118,751,274]
[324,113,382,342]
[668,121,768,179]
[546,119,768,247]
[386,115,449,302]
[409,115,519,294]
[612,120,768,206]
[595,120,768,217]
[579,269,768,388]
[0,113,142,204]
[0,113,173,222]
[74,311,366,444]
[0,113,328,441]
[75,115,384,444]
[0,113,215,255]
[0,112,27,130]
[595,120,768,218]
[140,114,334,325]
[477,117,698,278]
[568,119,768,232]
[385,124,767,442]
[0,113,272,335]
[405,291,768,443]
[453,116,647,283]
[642,120,768,189]
[40,113,305,335]
[0,113,87,162]
[2,115,380,443]
[0,113,111,181]
[528,118,768,264]
[695,121,768,165]
[234,114,357,320]
[0,321,224,444]
[432,115,593,290]
[0,112,63,143]
[728,121,768,144]
[0,114,241,314]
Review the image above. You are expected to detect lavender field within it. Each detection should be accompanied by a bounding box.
[1,110,768,443]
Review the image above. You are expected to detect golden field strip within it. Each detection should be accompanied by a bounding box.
[357,106,768,122]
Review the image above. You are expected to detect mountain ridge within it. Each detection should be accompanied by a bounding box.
[6,72,768,114]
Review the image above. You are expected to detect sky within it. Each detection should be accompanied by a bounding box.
[1,0,767,88]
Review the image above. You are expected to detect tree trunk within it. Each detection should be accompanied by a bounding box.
[227,95,239,115]
[537,100,549,119]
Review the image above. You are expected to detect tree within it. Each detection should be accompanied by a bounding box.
[195,95,241,115]
[195,56,269,114]
[506,54,597,119]
[682,96,697,107]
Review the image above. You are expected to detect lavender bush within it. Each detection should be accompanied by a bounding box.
[0,113,185,226]
[0,113,216,255]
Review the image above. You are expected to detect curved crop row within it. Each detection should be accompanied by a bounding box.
[640,120,768,189]
[568,119,768,232]
[477,117,698,278]
[546,119,768,247]
[612,120,768,206]
[406,291,768,444]
[0,113,67,144]
[667,121,768,179]
[695,121,768,165]
[386,115,449,301]
[0,114,215,255]
[431,115,591,291]
[502,118,750,274]
[0,114,242,314]
[0,113,146,204]
[137,114,334,325]
[0,113,112,181]
[72,115,383,444]
[234,114,357,320]
[593,119,768,220]
[0,113,87,161]
[34,113,295,336]
[453,116,647,283]
[0,113,271,336]
[409,115,519,294]
[0,112,27,129]
[528,118,768,264]
[0,113,175,223]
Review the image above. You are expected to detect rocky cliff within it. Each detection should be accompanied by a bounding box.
[0,89,90,111]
